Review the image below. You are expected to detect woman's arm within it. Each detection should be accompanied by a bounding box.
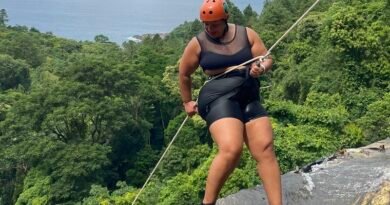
[246,27,273,78]
[179,37,201,116]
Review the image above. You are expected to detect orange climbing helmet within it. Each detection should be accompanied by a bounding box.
[199,0,229,22]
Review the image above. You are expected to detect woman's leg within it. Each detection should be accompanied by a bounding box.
[203,118,244,204]
[244,117,282,205]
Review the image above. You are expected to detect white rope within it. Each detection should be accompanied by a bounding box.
[267,0,322,54]
[131,1,322,204]
[131,115,189,205]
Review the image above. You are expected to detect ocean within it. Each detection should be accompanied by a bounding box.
[1,0,264,44]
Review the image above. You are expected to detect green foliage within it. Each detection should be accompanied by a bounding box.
[265,100,299,125]
[267,92,349,131]
[0,9,8,27]
[164,114,208,148]
[0,54,31,91]
[324,0,390,88]
[157,144,211,180]
[226,1,246,25]
[82,185,110,205]
[274,124,338,172]
[159,173,201,205]
[126,145,160,187]
[358,93,390,143]
[243,5,259,27]
[162,60,206,101]
[132,45,166,77]
[14,169,50,205]
[94,34,110,43]
[158,114,210,179]
[0,31,45,67]
[0,91,24,123]
[122,40,139,59]
[341,87,381,119]
[157,155,213,205]
[5,134,111,204]
[297,92,349,130]
[82,182,138,205]
[340,123,364,148]
[0,23,164,204]
[168,20,203,43]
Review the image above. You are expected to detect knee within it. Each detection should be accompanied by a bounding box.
[219,145,243,161]
[253,142,276,162]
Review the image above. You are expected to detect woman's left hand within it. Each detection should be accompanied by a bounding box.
[249,60,265,78]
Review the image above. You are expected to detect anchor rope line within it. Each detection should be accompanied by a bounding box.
[131,0,322,204]
[131,115,190,205]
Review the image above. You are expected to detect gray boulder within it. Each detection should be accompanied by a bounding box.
[217,138,390,205]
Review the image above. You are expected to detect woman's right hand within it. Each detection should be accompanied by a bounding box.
[183,101,198,117]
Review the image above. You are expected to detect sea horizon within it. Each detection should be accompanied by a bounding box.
[1,0,264,44]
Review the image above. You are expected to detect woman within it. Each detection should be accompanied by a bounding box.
[179,0,282,204]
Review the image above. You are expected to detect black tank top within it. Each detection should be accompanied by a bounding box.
[196,25,253,71]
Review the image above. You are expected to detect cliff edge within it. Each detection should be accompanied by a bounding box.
[218,138,390,205]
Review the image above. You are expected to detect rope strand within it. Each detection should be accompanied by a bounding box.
[131,116,189,205]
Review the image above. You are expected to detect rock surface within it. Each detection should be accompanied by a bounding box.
[217,138,390,205]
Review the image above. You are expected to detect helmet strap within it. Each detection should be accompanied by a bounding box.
[223,20,229,35]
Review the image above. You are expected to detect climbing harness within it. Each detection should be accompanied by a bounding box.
[131,0,322,204]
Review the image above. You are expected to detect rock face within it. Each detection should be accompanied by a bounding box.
[217,139,390,205]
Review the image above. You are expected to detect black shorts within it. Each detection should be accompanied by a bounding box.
[198,68,268,126]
